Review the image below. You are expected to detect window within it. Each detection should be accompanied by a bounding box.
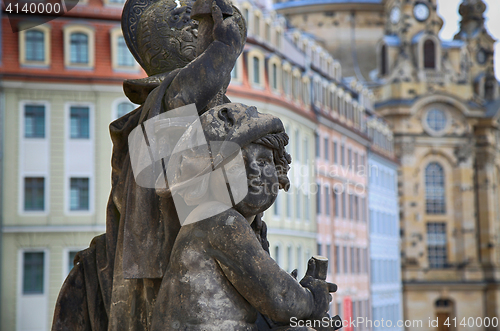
[342,192,347,218]
[287,245,293,272]
[380,44,387,76]
[70,33,88,64]
[333,142,338,164]
[20,25,51,66]
[274,245,280,265]
[350,247,355,273]
[64,25,94,68]
[348,148,352,168]
[25,105,45,138]
[70,177,89,211]
[425,162,445,214]
[253,57,260,84]
[67,250,78,275]
[426,109,447,132]
[341,144,345,166]
[117,102,134,118]
[349,194,353,220]
[325,187,330,216]
[335,245,340,274]
[334,190,339,217]
[286,191,292,218]
[324,137,329,161]
[273,193,280,216]
[317,243,322,256]
[316,183,321,214]
[297,246,303,275]
[356,248,361,274]
[117,36,135,67]
[254,14,260,36]
[70,106,89,139]
[424,39,436,69]
[326,244,331,274]
[231,63,238,79]
[315,133,320,158]
[23,252,44,294]
[24,177,45,211]
[354,196,359,221]
[272,63,278,90]
[343,246,348,273]
[427,222,447,268]
[25,30,45,62]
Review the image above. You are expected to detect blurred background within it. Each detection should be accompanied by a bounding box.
[1,0,499,330]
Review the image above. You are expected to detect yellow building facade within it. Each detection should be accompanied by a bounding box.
[375,0,500,329]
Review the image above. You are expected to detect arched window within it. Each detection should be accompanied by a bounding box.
[274,245,281,266]
[70,32,89,64]
[380,44,387,76]
[253,57,260,84]
[287,245,293,272]
[425,162,445,214]
[117,36,135,67]
[423,39,436,69]
[25,30,45,62]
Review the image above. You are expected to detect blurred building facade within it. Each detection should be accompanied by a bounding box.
[0,1,140,329]
[376,0,500,328]
[0,0,397,330]
[230,5,378,324]
[367,116,402,331]
[275,0,500,329]
[274,0,500,330]
[274,0,385,82]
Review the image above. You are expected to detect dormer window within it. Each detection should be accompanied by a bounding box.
[424,39,436,69]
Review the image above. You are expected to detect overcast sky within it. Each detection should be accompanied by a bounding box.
[437,0,500,79]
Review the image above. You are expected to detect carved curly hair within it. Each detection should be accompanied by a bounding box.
[254,132,292,192]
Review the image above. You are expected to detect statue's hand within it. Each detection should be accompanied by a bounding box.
[211,1,243,52]
[299,259,337,320]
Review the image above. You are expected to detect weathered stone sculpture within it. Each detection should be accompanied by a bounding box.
[52,0,341,330]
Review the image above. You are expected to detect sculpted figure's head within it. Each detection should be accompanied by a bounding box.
[158,103,291,224]
[137,0,198,76]
[219,135,291,218]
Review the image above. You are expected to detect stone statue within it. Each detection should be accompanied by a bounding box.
[51,1,341,330]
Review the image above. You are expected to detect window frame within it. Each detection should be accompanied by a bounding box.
[425,162,446,214]
[110,27,139,71]
[112,97,136,121]
[18,248,49,297]
[426,222,448,268]
[23,177,45,212]
[247,50,265,89]
[69,177,90,211]
[69,106,91,139]
[19,24,51,67]
[231,55,244,84]
[63,24,95,69]
[268,56,282,92]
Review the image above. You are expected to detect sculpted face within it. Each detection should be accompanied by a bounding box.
[233,143,279,218]
[138,1,198,76]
